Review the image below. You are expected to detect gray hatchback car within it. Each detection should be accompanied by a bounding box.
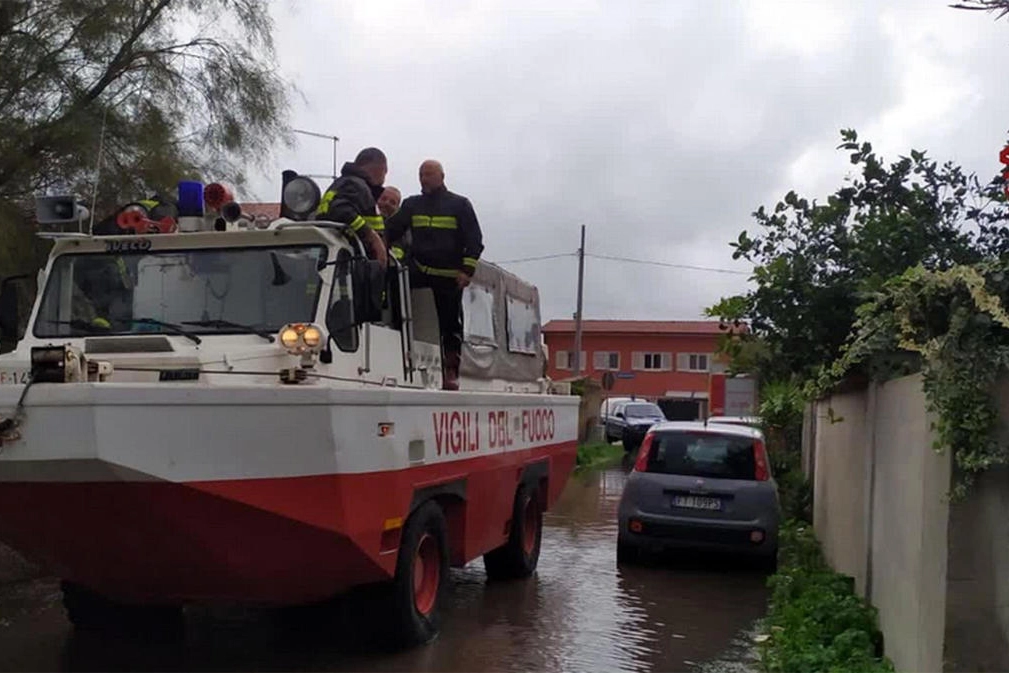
[617,421,780,570]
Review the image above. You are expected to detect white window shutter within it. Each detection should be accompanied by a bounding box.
[556,350,568,369]
[676,353,689,371]
[593,352,606,370]
[661,352,673,371]
[632,352,644,370]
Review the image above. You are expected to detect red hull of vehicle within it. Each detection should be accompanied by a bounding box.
[0,442,577,605]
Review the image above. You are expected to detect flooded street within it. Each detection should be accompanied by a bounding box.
[0,465,769,672]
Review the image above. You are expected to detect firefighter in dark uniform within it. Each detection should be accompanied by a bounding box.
[315,147,389,268]
[386,160,484,390]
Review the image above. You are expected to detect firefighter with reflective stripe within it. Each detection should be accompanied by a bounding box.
[386,160,484,390]
[315,147,389,269]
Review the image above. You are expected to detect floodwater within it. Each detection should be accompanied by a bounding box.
[0,462,769,672]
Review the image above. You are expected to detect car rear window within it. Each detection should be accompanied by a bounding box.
[646,431,756,480]
[625,403,662,418]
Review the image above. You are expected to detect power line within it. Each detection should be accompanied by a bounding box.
[492,252,575,264]
[585,253,750,275]
[492,250,749,275]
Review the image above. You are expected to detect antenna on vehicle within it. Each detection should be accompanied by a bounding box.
[292,128,340,181]
[87,108,110,235]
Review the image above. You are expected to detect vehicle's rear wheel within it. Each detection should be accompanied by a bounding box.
[622,432,640,453]
[616,538,640,564]
[484,483,543,581]
[61,580,184,639]
[758,548,779,574]
[386,501,450,648]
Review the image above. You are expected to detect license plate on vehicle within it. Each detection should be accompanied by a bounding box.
[673,495,722,511]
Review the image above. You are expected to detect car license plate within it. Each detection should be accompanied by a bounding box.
[673,495,722,511]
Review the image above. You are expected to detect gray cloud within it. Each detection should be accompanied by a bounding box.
[248,0,1009,321]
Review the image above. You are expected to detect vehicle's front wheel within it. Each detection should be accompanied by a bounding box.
[386,501,450,648]
[484,483,543,581]
[61,581,183,639]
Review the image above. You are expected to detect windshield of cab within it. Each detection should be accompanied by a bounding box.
[32,245,327,338]
[625,403,663,418]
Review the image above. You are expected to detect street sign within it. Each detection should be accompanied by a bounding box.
[601,371,615,391]
[616,371,635,380]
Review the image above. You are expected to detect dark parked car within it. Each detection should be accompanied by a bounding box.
[604,401,666,452]
[617,421,779,570]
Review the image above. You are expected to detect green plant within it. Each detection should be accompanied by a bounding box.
[759,522,893,673]
[813,261,1009,497]
[575,442,623,469]
[706,129,1008,387]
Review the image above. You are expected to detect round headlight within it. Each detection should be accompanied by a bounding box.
[280,327,300,349]
[282,177,321,217]
[302,326,322,348]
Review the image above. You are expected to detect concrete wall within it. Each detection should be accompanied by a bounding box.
[812,389,870,595]
[811,373,953,672]
[867,375,950,673]
[944,467,1009,672]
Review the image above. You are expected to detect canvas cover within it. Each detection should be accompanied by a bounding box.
[458,260,545,382]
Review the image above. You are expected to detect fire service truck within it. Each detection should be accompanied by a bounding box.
[0,175,579,648]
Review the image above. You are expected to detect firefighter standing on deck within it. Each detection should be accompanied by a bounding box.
[386,160,483,391]
[315,148,389,269]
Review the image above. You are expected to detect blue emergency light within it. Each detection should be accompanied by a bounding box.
[177,180,205,217]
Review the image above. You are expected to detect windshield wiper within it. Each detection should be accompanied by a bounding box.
[41,319,111,333]
[42,317,202,345]
[181,319,276,343]
[129,318,202,345]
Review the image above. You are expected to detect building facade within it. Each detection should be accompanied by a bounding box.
[541,320,748,419]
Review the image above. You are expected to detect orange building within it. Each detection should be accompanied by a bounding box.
[541,320,750,420]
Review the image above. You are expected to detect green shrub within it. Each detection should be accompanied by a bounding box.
[759,522,892,673]
[575,442,624,469]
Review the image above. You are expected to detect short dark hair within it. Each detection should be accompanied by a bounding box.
[355,147,387,167]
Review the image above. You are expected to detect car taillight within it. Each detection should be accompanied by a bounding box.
[754,439,769,481]
[633,432,656,472]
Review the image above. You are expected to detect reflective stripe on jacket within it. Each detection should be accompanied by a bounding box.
[385,186,483,276]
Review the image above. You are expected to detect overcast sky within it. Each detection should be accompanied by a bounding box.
[245,0,1009,323]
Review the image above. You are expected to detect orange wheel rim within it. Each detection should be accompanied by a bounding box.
[413,533,440,616]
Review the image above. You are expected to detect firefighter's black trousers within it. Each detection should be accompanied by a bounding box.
[409,268,463,358]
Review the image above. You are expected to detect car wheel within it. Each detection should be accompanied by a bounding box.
[385,501,450,648]
[758,548,779,574]
[616,538,640,564]
[484,483,543,580]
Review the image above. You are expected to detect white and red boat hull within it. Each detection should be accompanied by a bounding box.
[0,384,579,605]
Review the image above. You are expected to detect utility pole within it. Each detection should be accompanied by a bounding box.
[573,225,586,377]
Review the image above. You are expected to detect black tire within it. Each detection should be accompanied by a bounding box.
[622,431,639,454]
[385,501,450,649]
[61,580,183,639]
[483,483,543,581]
[758,548,779,574]
[616,538,639,564]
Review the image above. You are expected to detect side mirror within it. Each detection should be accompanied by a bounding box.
[0,274,35,347]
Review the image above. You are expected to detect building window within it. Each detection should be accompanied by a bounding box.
[593,351,620,371]
[677,353,710,373]
[632,352,672,371]
[555,350,586,371]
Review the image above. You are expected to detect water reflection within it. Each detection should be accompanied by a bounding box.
[2,467,768,673]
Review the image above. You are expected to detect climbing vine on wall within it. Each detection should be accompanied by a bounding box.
[810,261,1009,498]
